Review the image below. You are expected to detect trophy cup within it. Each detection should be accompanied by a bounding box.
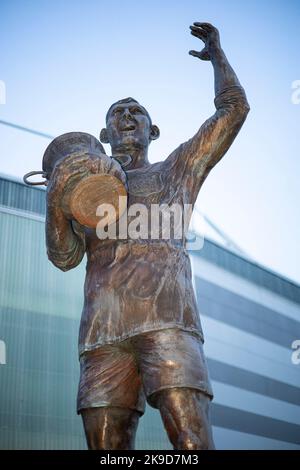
[23,132,130,229]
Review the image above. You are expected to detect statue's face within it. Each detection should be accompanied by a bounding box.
[106,101,152,150]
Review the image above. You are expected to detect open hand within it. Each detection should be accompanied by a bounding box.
[189,22,221,61]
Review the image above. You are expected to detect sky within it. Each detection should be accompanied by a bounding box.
[0,0,299,283]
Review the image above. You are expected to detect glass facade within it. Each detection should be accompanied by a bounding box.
[0,175,300,449]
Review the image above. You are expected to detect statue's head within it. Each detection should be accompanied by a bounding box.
[100,98,160,152]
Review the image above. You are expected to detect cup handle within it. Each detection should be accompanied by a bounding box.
[23,170,48,186]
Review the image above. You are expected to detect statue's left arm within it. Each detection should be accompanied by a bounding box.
[166,23,250,200]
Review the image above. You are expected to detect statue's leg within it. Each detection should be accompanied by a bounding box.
[77,342,145,450]
[80,406,140,450]
[153,387,215,450]
[133,328,214,450]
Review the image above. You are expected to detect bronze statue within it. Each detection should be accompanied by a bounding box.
[43,23,249,450]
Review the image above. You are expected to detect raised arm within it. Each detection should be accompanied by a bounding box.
[166,23,250,203]
[190,22,244,96]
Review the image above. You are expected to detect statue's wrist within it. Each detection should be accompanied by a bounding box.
[210,46,225,63]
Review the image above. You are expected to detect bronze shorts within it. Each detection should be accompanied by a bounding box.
[77,328,213,415]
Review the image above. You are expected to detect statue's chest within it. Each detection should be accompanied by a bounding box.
[127,172,164,200]
[126,170,165,206]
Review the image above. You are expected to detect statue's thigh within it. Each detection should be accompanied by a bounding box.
[133,328,214,406]
[77,343,146,414]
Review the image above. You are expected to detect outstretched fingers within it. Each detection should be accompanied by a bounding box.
[193,22,215,31]
[189,24,207,42]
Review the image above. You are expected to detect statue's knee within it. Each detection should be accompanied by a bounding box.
[80,409,102,449]
[177,430,210,450]
[80,407,139,450]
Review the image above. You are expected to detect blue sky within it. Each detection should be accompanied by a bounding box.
[0,0,299,283]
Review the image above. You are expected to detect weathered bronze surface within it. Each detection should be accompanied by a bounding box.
[41,23,249,449]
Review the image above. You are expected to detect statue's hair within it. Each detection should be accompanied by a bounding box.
[106,97,152,124]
